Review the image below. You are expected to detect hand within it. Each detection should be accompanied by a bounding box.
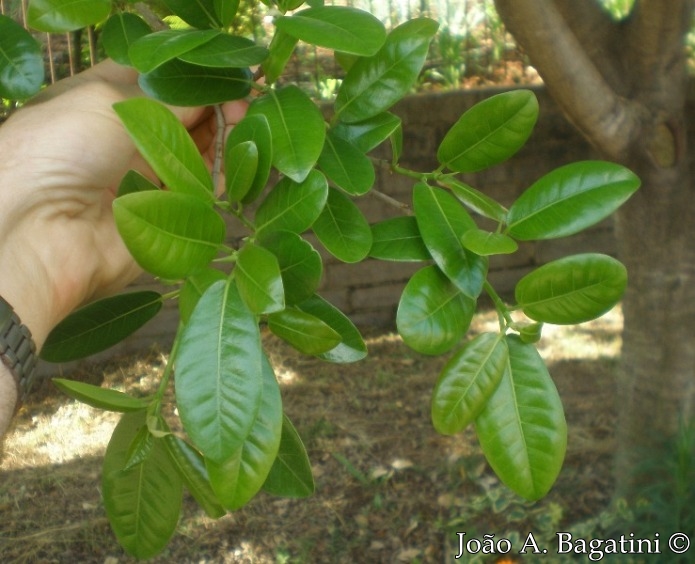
[0,60,247,426]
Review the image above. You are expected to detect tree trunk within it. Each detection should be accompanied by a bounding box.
[494,0,695,499]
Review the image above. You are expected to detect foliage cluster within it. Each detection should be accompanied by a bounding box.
[0,0,639,558]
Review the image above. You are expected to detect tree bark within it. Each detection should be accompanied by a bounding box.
[494,0,695,498]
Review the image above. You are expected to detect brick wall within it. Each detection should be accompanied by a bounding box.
[42,85,610,374]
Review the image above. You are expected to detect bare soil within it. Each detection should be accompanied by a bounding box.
[0,309,622,563]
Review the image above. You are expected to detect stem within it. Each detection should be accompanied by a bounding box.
[152,326,183,415]
[484,280,514,330]
[212,105,226,191]
[370,189,413,215]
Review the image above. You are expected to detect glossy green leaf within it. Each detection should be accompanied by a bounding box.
[268,309,342,355]
[129,30,220,74]
[41,291,162,362]
[117,170,159,198]
[175,280,263,463]
[431,332,508,435]
[235,243,285,314]
[263,414,314,497]
[312,187,372,263]
[413,183,487,299]
[113,98,214,199]
[331,112,402,153]
[318,131,375,196]
[139,60,252,106]
[476,335,567,500]
[262,29,298,85]
[160,0,221,28]
[124,424,155,471]
[227,114,273,204]
[113,191,225,280]
[255,170,329,236]
[206,354,282,510]
[335,18,438,123]
[164,435,225,519]
[102,411,183,559]
[52,379,149,412]
[369,216,430,262]
[396,265,475,356]
[102,14,152,67]
[258,231,323,305]
[274,6,386,57]
[179,34,268,68]
[440,177,508,223]
[179,268,227,325]
[515,253,627,324]
[214,0,239,27]
[297,294,367,363]
[28,0,111,32]
[225,140,259,203]
[0,15,43,99]
[247,86,325,182]
[506,161,641,241]
[461,229,518,256]
[437,90,538,173]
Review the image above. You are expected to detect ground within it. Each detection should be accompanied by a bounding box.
[0,308,622,563]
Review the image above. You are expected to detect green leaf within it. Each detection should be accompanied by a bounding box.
[175,279,264,463]
[113,191,225,280]
[124,424,155,470]
[396,265,475,356]
[28,0,111,32]
[164,435,225,519]
[331,112,402,153]
[268,309,342,355]
[312,187,372,263]
[390,121,404,163]
[437,90,539,173]
[431,333,508,435]
[506,161,641,241]
[318,131,375,196]
[41,291,162,362]
[413,183,487,300]
[114,98,214,199]
[274,6,386,57]
[262,29,298,85]
[235,243,285,315]
[515,253,627,324]
[296,294,367,363]
[258,231,323,305]
[247,86,325,182]
[335,18,438,123]
[440,177,508,223]
[139,60,252,106]
[227,114,273,204]
[0,15,43,100]
[179,268,227,325]
[476,335,567,500]
[225,140,259,203]
[52,379,149,412]
[369,216,430,262]
[102,14,152,67]
[128,29,220,74]
[461,229,518,256]
[214,0,239,28]
[102,411,183,559]
[117,170,159,198]
[160,0,221,28]
[179,34,269,68]
[254,170,328,236]
[263,414,314,498]
[206,354,282,510]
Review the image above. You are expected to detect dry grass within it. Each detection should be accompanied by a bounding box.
[0,308,622,563]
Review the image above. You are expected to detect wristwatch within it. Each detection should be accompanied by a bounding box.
[0,296,38,408]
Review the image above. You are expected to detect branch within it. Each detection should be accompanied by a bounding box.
[494,0,642,161]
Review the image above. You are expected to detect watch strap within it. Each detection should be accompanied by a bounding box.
[0,296,38,408]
